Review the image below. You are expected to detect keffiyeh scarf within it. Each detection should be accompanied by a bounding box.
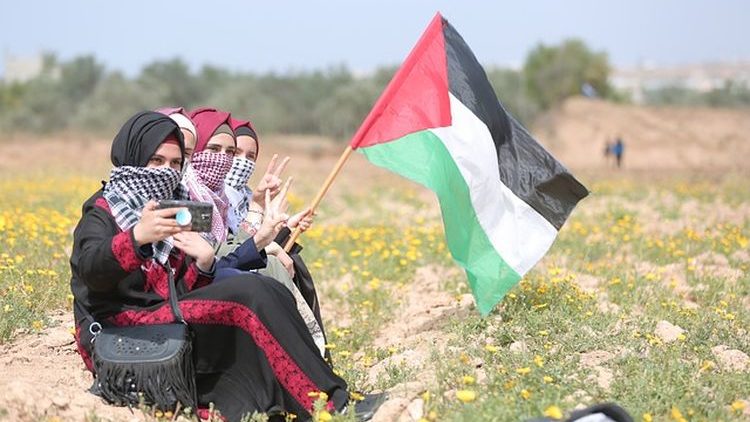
[224,157,255,234]
[183,151,233,245]
[102,166,182,264]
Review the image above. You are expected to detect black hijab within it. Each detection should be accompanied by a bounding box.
[110,111,185,168]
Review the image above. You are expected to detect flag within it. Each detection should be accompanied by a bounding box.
[350,13,589,315]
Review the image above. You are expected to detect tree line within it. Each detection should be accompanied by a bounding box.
[1,39,747,139]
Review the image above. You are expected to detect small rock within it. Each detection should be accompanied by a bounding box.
[404,398,424,421]
[387,381,427,398]
[372,397,411,422]
[51,394,69,409]
[509,341,528,353]
[654,320,685,343]
[711,345,750,372]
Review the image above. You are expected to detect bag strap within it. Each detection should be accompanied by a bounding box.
[163,261,185,324]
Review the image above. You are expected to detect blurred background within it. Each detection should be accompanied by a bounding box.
[1,0,749,171]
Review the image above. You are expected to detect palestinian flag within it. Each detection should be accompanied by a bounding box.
[351,13,589,315]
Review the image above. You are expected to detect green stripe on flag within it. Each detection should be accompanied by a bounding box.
[360,130,520,315]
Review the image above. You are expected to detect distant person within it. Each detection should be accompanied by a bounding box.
[603,140,612,167]
[613,137,625,168]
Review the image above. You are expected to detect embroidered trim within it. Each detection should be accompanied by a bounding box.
[74,325,95,373]
[111,230,142,272]
[110,299,327,412]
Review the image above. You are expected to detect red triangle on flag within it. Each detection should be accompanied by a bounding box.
[350,13,452,149]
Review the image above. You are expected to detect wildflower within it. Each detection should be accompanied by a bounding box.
[350,392,364,401]
[543,406,564,420]
[533,355,544,367]
[462,375,475,385]
[316,410,332,421]
[642,413,653,422]
[731,400,746,412]
[543,376,554,383]
[670,406,686,422]
[520,389,531,400]
[484,344,499,353]
[456,390,476,403]
[516,367,531,375]
[421,391,431,402]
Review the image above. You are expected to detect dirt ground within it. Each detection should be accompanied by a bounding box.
[1,99,748,421]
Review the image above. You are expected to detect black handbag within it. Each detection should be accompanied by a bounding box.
[90,262,197,410]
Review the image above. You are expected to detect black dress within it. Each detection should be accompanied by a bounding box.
[70,191,348,421]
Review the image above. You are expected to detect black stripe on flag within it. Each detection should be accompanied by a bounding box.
[441,19,589,230]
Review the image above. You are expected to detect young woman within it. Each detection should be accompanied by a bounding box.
[156,107,198,160]
[221,117,327,357]
[70,111,353,421]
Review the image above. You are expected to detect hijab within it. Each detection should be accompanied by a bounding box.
[103,111,185,264]
[225,117,259,233]
[156,107,197,146]
[184,108,236,244]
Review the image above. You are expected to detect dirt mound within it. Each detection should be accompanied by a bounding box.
[534,97,750,171]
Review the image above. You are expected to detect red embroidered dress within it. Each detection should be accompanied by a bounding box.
[70,191,348,421]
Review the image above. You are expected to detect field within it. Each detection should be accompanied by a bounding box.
[0,133,748,422]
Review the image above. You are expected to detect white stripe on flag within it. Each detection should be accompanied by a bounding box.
[429,93,558,276]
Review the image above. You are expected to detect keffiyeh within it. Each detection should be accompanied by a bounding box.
[103,166,182,264]
[224,156,256,233]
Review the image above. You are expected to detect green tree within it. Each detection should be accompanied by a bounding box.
[523,39,610,109]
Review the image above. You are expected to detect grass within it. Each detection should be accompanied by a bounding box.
[0,169,748,421]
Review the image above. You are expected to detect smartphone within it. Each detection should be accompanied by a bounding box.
[157,200,213,232]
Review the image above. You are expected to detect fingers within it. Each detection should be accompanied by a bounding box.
[265,154,278,175]
[143,200,158,213]
[264,189,272,216]
[154,207,182,218]
[273,156,291,177]
[276,177,293,202]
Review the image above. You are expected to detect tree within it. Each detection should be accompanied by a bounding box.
[523,39,610,109]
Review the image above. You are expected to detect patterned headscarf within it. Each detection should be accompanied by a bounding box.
[185,108,236,244]
[103,112,185,264]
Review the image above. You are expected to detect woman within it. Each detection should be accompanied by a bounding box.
[70,111,352,421]
[221,117,327,357]
[156,107,198,160]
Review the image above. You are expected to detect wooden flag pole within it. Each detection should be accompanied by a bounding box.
[284,145,354,251]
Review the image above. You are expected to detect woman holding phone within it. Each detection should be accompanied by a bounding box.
[69,111,359,421]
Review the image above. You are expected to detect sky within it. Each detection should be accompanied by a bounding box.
[1,1,749,77]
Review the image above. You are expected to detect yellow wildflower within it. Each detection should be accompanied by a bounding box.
[456,390,476,403]
[543,405,564,420]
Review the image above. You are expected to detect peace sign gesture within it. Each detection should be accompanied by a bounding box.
[253,154,290,208]
[253,177,293,250]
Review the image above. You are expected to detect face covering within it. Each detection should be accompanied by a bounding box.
[103,166,181,263]
[190,150,233,192]
[225,156,256,191]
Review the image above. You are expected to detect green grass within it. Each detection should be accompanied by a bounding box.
[1,173,748,421]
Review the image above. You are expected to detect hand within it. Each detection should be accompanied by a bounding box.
[287,207,314,232]
[265,242,295,278]
[253,177,292,250]
[173,231,215,272]
[252,154,290,207]
[133,201,185,246]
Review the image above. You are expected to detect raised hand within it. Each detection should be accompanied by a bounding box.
[133,201,185,246]
[287,207,314,232]
[252,154,290,207]
[173,231,216,272]
[253,177,292,250]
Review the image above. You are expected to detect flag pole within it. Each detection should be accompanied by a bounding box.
[284,145,354,251]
